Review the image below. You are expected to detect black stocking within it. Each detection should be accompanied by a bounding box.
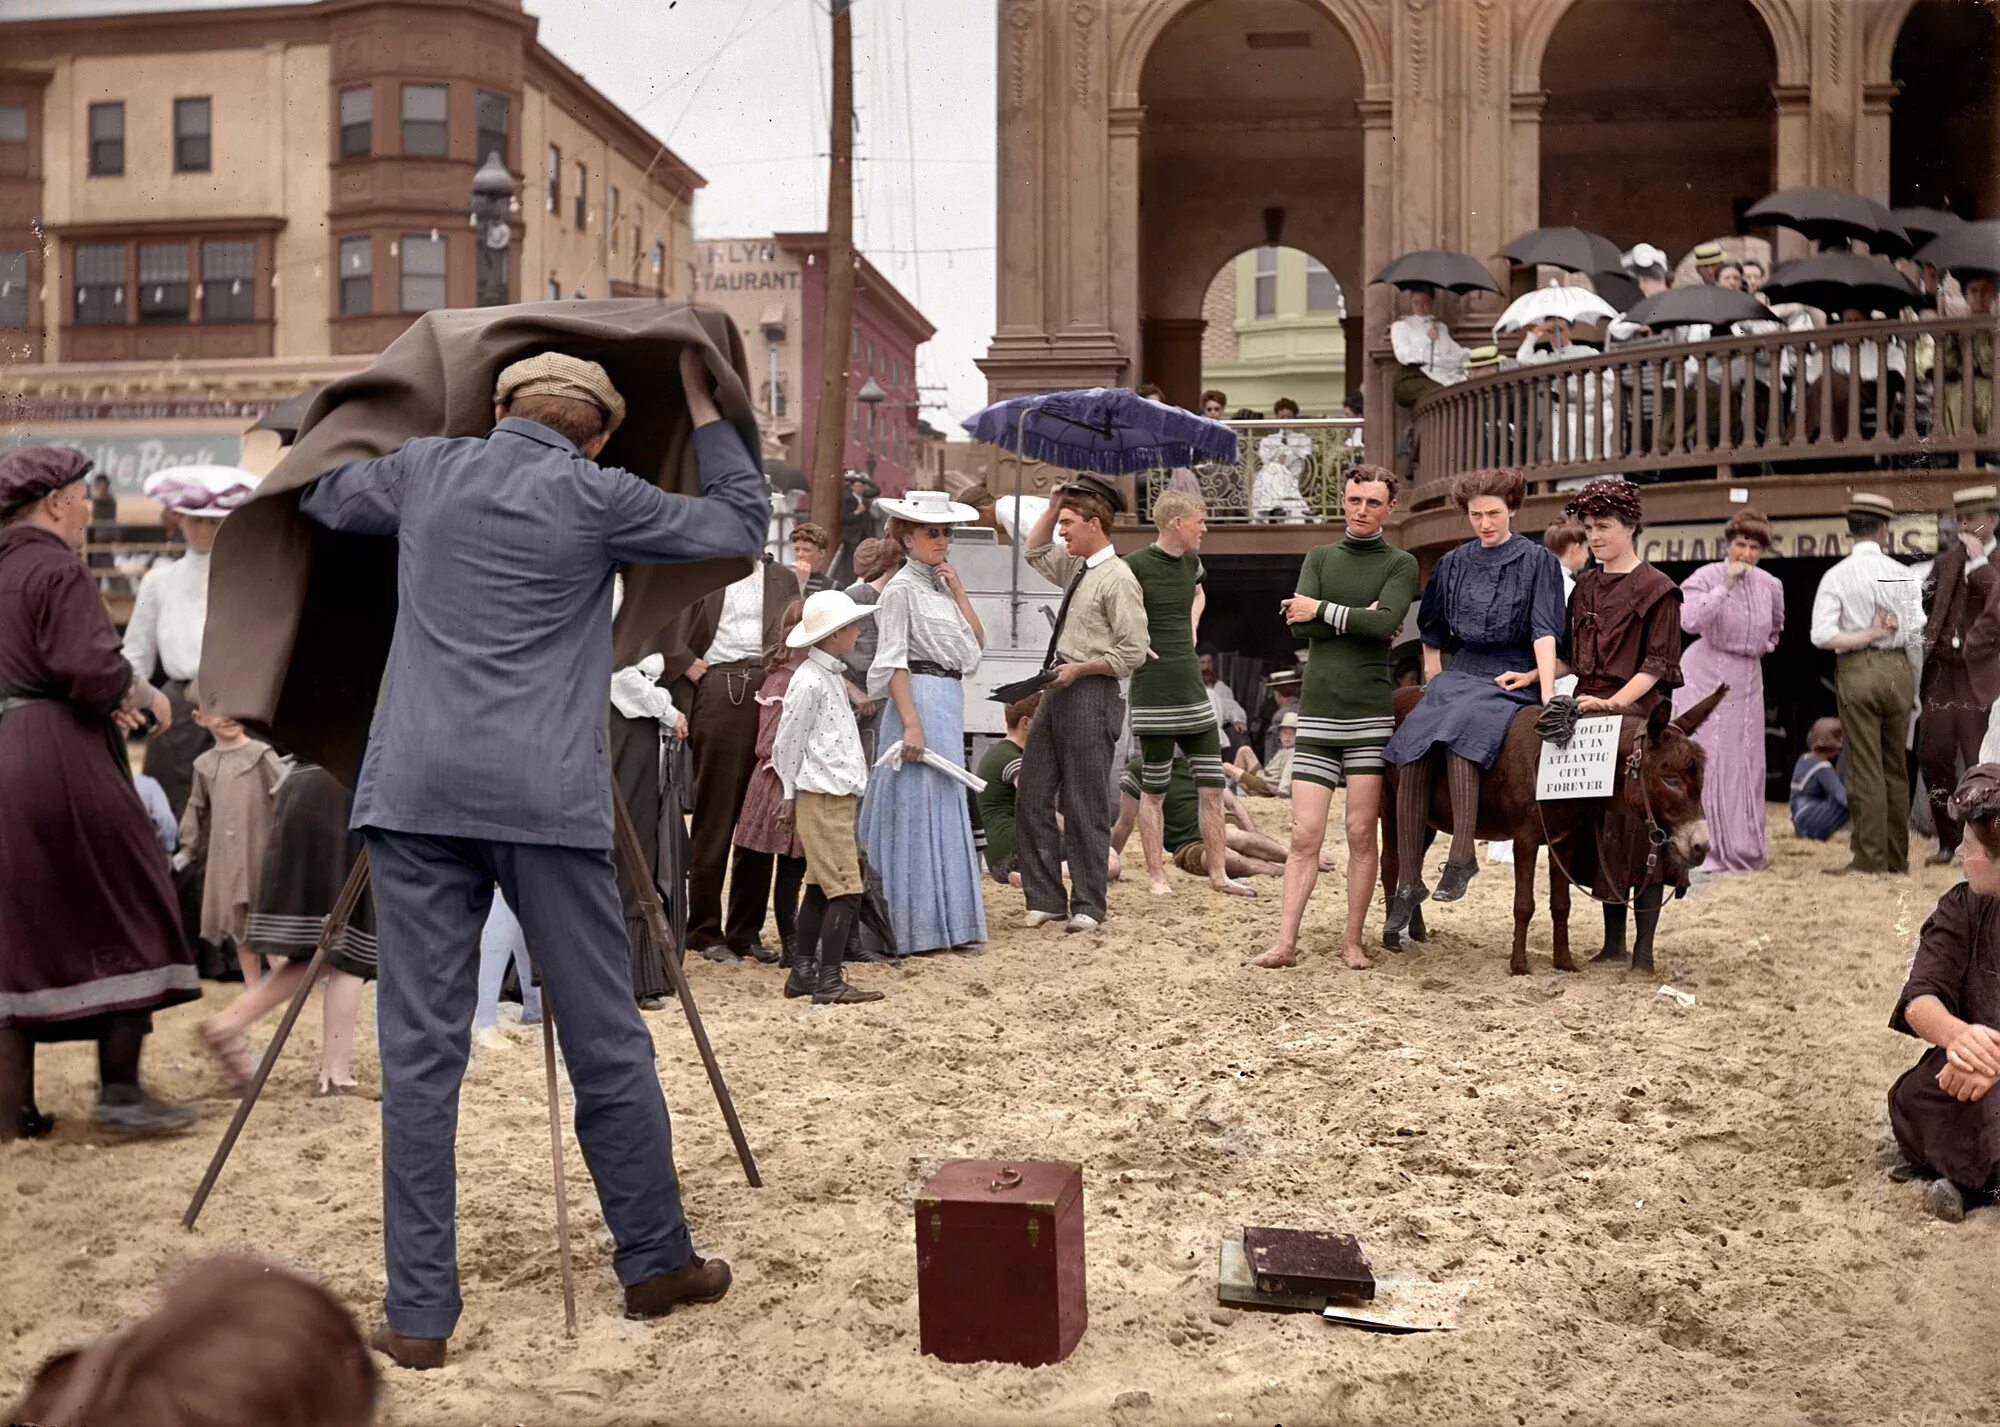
[1445,755,1481,866]
[96,1013,146,1103]
[774,855,806,943]
[1595,902,1629,963]
[1395,758,1433,892]
[0,1027,39,1139]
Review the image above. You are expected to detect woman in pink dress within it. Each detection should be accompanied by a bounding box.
[1673,509,1785,872]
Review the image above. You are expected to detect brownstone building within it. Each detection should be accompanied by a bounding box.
[1,0,702,484]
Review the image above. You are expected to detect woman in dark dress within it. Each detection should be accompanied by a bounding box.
[0,446,199,1139]
[1382,468,1566,945]
[1562,478,1687,974]
[1889,765,2000,1223]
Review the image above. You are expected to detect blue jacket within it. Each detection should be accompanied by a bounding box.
[299,417,767,848]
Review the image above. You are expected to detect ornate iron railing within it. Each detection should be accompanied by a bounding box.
[1407,314,1998,507]
[1141,417,1364,524]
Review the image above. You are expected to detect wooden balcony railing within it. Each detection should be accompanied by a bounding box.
[1407,314,1998,508]
[1141,417,1364,524]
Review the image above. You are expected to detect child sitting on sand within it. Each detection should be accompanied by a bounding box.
[1790,718,1849,842]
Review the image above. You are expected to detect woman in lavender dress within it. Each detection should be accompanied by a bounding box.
[1672,509,1785,873]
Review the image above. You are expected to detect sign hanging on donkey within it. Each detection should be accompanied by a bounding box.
[1535,715,1621,800]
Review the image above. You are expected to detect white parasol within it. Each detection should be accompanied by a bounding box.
[1492,284,1620,337]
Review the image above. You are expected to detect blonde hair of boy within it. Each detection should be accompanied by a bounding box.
[1152,490,1205,531]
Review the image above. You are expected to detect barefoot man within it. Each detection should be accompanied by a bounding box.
[1254,465,1418,971]
[1124,491,1251,898]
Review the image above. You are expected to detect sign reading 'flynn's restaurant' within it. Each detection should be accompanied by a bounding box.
[694,240,802,293]
[1639,513,1938,564]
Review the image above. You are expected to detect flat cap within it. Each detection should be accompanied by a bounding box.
[0,444,91,515]
[1949,764,2000,826]
[1847,491,1896,519]
[1952,484,1998,515]
[1059,471,1128,516]
[494,352,627,435]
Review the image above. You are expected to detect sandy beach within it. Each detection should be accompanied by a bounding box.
[5,805,1997,1427]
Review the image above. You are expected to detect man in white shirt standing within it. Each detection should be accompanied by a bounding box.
[123,465,255,818]
[1811,492,1923,876]
[682,553,798,961]
[1388,283,1470,412]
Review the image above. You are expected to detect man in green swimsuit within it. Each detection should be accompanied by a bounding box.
[1125,490,1251,899]
[1253,465,1419,972]
[974,694,1038,885]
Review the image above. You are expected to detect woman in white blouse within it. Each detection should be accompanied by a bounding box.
[857,490,989,952]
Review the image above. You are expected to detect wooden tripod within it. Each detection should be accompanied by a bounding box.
[182,788,763,1326]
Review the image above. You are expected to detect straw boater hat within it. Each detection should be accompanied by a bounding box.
[1692,241,1727,270]
[143,464,259,517]
[1266,668,1302,693]
[493,352,627,435]
[1952,484,1999,518]
[786,588,878,648]
[1846,492,1896,520]
[1279,710,1299,729]
[1464,345,1502,371]
[875,489,979,524]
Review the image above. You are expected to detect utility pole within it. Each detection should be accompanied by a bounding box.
[810,0,857,530]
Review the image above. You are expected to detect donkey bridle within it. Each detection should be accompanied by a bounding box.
[1533,728,1672,909]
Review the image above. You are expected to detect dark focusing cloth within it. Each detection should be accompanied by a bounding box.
[198,299,766,785]
[0,525,198,1034]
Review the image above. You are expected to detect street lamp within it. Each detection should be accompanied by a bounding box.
[856,375,886,481]
[470,151,516,307]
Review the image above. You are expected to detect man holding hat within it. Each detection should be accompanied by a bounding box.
[1811,492,1924,876]
[1018,473,1150,933]
[0,446,198,1141]
[1918,487,2000,861]
[123,464,258,819]
[296,345,767,1367]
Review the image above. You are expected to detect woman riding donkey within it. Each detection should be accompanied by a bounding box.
[1382,468,1567,947]
[1561,477,1690,975]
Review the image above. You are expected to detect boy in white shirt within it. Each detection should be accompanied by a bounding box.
[774,590,882,1005]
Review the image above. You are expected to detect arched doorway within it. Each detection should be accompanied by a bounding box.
[1199,244,1348,417]
[1537,0,1777,263]
[1890,0,2000,218]
[1137,0,1365,409]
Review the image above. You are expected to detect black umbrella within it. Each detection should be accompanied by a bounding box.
[1760,252,1924,313]
[1502,227,1625,274]
[1746,190,1908,254]
[1589,267,1643,312]
[1914,220,2000,281]
[765,458,809,494]
[251,388,320,445]
[1371,249,1500,295]
[1894,206,1965,249]
[1623,286,1771,330]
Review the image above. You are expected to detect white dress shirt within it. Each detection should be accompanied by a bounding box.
[1206,678,1247,730]
[609,654,686,725]
[122,549,209,682]
[1810,540,1925,652]
[773,647,869,798]
[703,568,766,664]
[866,558,984,699]
[1390,315,1470,385]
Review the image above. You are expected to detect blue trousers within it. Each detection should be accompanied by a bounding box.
[365,830,693,1338]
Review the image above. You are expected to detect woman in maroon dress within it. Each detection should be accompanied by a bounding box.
[1890,765,2000,1223]
[1562,478,1687,975]
[0,446,199,1139]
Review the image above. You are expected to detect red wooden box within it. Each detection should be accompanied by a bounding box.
[914,1159,1086,1367]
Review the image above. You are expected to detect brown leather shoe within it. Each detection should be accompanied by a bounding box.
[623,1255,732,1319]
[369,1321,447,1370]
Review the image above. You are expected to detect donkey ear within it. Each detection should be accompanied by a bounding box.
[1646,698,1674,742]
[1670,684,1728,738]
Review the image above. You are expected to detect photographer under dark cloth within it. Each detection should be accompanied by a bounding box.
[296,347,768,1370]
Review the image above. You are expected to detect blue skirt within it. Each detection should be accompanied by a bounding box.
[1383,647,1538,770]
[857,674,988,953]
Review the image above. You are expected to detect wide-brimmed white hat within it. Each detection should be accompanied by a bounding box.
[875,489,979,525]
[143,464,259,516]
[787,588,879,648]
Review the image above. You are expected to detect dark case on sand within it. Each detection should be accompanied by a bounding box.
[1242,1226,1375,1301]
[915,1159,1086,1366]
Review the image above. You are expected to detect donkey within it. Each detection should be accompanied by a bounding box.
[1379,686,1726,976]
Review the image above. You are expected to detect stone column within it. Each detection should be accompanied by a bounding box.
[1856,82,1897,203]
[1107,104,1143,379]
[979,0,1048,393]
[1771,83,1813,263]
[1359,96,1396,468]
[1049,0,1126,380]
[1808,0,1861,193]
